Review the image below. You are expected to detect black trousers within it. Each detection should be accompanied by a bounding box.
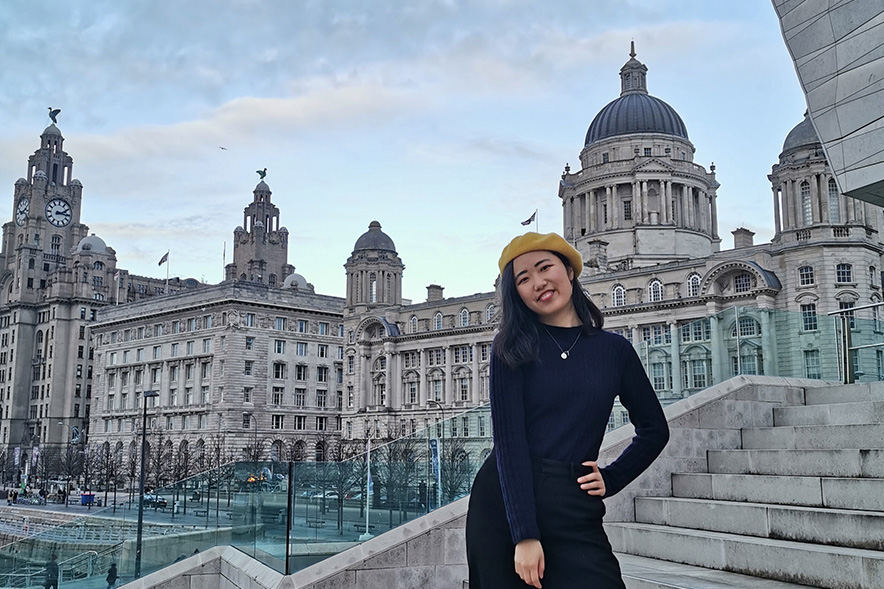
[466,454,626,589]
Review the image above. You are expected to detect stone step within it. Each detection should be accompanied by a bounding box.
[806,382,884,406]
[634,496,884,549]
[672,472,884,511]
[618,553,814,589]
[774,401,884,426]
[741,423,884,450]
[607,522,884,589]
[708,448,884,477]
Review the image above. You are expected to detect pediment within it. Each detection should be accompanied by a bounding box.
[631,157,675,174]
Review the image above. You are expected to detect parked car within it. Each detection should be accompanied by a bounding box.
[142,494,167,508]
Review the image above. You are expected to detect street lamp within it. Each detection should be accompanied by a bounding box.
[245,413,259,461]
[134,390,159,579]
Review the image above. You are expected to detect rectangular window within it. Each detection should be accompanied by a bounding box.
[801,304,818,331]
[245,337,254,350]
[297,342,308,356]
[643,147,651,156]
[836,264,853,284]
[318,344,328,358]
[317,389,327,407]
[839,302,856,328]
[275,340,285,354]
[272,387,284,405]
[244,360,253,375]
[170,343,179,357]
[186,341,194,355]
[298,320,307,333]
[804,349,822,379]
[347,356,355,373]
[651,363,666,391]
[171,320,180,334]
[202,338,211,353]
[317,366,328,383]
[272,415,284,430]
[204,315,213,329]
[153,346,161,360]
[799,266,815,286]
[691,359,707,389]
[295,388,306,407]
[319,322,329,335]
[296,365,308,380]
[294,416,306,430]
[243,387,252,402]
[245,313,255,327]
[273,362,287,379]
[623,200,632,221]
[187,318,196,332]
[275,317,286,331]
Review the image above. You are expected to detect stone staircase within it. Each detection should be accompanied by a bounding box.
[608,382,884,589]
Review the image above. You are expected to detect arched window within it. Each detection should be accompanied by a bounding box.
[734,273,752,293]
[314,442,325,462]
[828,179,841,223]
[460,308,469,327]
[369,273,377,303]
[648,279,663,303]
[268,274,276,286]
[433,312,443,330]
[611,284,626,307]
[686,273,701,297]
[801,181,812,226]
[485,304,495,323]
[409,315,418,334]
[93,261,104,270]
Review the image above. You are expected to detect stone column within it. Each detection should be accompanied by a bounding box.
[669,321,682,397]
[760,310,776,376]
[418,348,427,406]
[708,313,726,385]
[684,185,693,228]
[664,180,672,224]
[444,345,452,405]
[471,342,480,405]
[588,191,596,233]
[605,186,613,229]
[820,174,830,223]
[385,347,397,409]
[772,187,782,234]
[810,173,821,223]
[710,191,718,238]
[563,197,573,239]
[360,351,372,409]
[641,181,649,223]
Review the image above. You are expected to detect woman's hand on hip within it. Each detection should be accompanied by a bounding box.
[578,461,606,496]
[514,538,544,588]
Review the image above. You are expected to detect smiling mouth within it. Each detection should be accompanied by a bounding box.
[538,290,554,302]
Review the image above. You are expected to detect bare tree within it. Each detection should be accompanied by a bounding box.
[440,436,473,503]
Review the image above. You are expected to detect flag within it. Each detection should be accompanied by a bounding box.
[158,252,169,266]
[113,270,120,282]
[521,211,536,226]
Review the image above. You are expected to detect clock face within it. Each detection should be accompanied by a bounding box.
[45,198,72,227]
[15,198,29,226]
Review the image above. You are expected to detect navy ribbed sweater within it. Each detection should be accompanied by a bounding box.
[490,326,669,544]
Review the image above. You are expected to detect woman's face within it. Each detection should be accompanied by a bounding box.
[512,250,578,326]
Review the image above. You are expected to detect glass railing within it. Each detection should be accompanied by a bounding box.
[617,305,884,428]
[0,405,493,584]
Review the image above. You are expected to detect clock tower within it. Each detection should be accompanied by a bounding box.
[0,121,121,482]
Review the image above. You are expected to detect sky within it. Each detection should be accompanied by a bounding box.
[0,1,808,304]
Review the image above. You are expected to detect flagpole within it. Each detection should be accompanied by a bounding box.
[165,253,170,295]
[534,209,539,233]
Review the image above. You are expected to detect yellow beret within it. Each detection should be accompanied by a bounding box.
[498,232,583,276]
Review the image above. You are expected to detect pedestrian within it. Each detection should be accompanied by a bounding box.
[105,563,117,589]
[5,489,10,506]
[465,232,670,588]
[44,553,59,589]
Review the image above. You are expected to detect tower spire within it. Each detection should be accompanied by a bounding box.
[620,42,648,95]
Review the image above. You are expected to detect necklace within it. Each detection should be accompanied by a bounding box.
[542,326,581,360]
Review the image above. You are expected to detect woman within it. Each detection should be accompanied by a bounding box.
[466,232,669,588]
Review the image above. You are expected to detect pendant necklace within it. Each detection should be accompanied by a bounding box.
[542,326,581,360]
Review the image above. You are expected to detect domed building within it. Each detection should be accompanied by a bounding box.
[561,44,720,270]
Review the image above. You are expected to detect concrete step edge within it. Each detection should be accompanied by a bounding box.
[609,522,884,559]
[617,553,812,589]
[635,495,884,518]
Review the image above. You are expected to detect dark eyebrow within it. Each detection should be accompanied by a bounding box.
[514,258,552,279]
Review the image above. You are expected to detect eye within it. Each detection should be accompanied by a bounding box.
[540,264,553,272]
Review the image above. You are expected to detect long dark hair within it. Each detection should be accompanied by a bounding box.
[494,251,604,369]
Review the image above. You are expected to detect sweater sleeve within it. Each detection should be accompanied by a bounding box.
[599,340,670,497]
[490,351,541,544]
